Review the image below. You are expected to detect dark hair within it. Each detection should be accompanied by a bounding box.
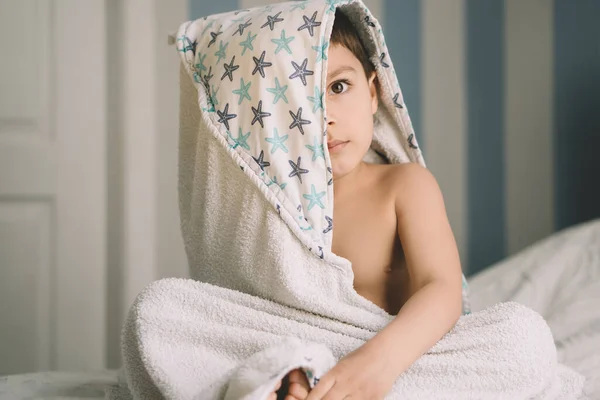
[330,10,376,78]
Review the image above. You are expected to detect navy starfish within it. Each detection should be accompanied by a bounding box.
[252,150,271,171]
[233,19,252,36]
[202,66,213,87]
[289,107,311,135]
[364,15,376,27]
[234,9,250,15]
[221,56,239,82]
[379,53,390,68]
[288,157,309,183]
[208,31,222,47]
[216,103,237,130]
[261,12,284,31]
[298,11,321,37]
[251,100,272,128]
[289,58,314,86]
[252,51,273,78]
[323,216,333,234]
[408,133,419,149]
[393,93,404,108]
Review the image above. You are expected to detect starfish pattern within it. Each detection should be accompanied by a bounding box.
[232,78,252,105]
[229,128,251,150]
[408,133,419,149]
[325,0,345,13]
[201,66,214,88]
[233,19,252,36]
[251,100,271,128]
[195,53,207,74]
[201,19,216,36]
[209,84,219,107]
[393,93,404,108]
[265,128,289,154]
[289,107,311,135]
[298,11,321,37]
[252,150,271,171]
[261,12,284,31]
[261,5,275,14]
[290,1,308,11]
[303,184,326,211]
[214,40,228,64]
[271,30,295,55]
[305,136,326,161]
[323,216,333,234]
[379,52,390,68]
[270,176,287,190]
[327,167,333,185]
[252,51,273,78]
[288,156,309,183]
[267,77,289,104]
[177,36,196,53]
[307,86,324,112]
[289,58,314,86]
[239,31,257,55]
[208,31,222,47]
[234,9,250,15]
[221,56,239,82]
[217,103,237,130]
[364,15,376,27]
[312,41,329,63]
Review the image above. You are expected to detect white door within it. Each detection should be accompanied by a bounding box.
[0,0,107,374]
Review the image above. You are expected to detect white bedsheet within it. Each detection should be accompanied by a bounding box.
[468,218,600,399]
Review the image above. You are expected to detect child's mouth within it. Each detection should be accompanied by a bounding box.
[327,140,349,153]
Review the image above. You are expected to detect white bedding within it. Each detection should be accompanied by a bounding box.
[468,218,600,399]
[1,219,598,399]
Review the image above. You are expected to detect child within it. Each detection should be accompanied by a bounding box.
[272,10,463,400]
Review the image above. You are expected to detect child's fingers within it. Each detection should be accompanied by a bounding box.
[288,369,310,390]
[273,379,282,391]
[286,382,310,399]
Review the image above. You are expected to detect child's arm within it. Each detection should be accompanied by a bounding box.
[307,163,463,400]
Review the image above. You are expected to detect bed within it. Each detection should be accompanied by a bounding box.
[1,219,598,399]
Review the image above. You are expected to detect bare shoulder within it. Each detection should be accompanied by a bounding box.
[383,162,445,214]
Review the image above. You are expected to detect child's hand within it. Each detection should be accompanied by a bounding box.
[305,345,397,400]
[268,369,311,400]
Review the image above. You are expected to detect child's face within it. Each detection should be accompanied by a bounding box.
[325,44,378,180]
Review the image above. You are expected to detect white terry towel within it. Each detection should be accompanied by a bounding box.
[108,1,586,398]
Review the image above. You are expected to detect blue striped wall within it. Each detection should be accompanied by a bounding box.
[554,0,600,232]
[189,0,600,275]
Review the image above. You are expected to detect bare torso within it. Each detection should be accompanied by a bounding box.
[331,163,411,315]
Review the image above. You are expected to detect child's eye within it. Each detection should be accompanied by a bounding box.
[329,80,350,95]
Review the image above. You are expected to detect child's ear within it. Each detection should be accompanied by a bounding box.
[369,72,379,115]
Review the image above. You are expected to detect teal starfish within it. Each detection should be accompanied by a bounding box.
[290,1,308,11]
[261,5,275,14]
[312,41,329,63]
[209,84,220,107]
[195,53,207,74]
[229,128,251,150]
[201,20,216,36]
[265,128,289,154]
[239,31,257,56]
[232,16,246,24]
[271,176,287,190]
[325,0,345,13]
[266,77,289,104]
[214,40,228,64]
[307,86,324,113]
[305,137,326,161]
[271,30,295,55]
[232,78,252,105]
[303,184,326,210]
